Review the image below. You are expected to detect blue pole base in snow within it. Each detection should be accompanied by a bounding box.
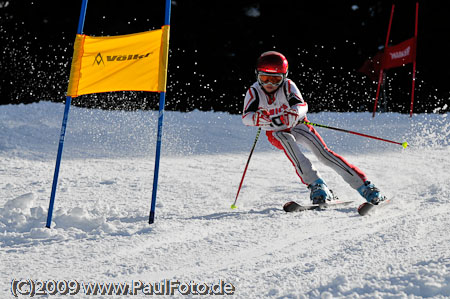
[46,96,72,228]
[149,92,166,224]
[149,211,156,224]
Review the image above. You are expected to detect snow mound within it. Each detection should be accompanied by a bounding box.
[0,192,135,247]
[4,192,35,211]
[0,193,52,246]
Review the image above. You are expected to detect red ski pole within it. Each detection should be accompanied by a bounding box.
[302,120,409,148]
[231,128,261,209]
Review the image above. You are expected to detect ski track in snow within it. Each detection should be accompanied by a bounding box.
[1,102,449,298]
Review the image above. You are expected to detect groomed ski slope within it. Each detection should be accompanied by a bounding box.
[1,102,449,298]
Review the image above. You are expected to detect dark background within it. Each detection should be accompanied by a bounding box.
[1,0,449,114]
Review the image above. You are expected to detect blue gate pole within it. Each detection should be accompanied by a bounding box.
[46,0,89,228]
[149,0,171,224]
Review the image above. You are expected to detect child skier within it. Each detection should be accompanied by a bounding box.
[242,51,384,204]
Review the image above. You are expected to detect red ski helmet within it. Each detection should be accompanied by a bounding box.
[256,51,288,86]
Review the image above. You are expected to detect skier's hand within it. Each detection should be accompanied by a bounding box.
[253,109,272,126]
[280,109,300,128]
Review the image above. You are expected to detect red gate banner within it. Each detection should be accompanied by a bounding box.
[383,37,416,70]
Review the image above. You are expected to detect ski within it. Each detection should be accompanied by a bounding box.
[357,198,392,216]
[283,200,354,213]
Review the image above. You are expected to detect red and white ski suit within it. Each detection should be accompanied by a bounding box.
[242,79,367,189]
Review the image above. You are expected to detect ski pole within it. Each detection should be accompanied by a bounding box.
[302,120,409,148]
[231,127,262,209]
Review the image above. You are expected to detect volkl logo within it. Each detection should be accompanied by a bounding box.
[93,52,153,65]
[93,53,105,65]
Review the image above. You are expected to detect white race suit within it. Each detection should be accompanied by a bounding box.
[242,79,367,189]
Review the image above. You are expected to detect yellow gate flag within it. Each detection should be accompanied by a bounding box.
[67,26,170,97]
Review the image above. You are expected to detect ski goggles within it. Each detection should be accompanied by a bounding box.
[257,73,284,86]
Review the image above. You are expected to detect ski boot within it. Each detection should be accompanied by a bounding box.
[308,178,335,204]
[357,181,385,204]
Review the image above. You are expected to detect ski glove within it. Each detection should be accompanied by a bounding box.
[280,108,301,128]
[253,109,272,126]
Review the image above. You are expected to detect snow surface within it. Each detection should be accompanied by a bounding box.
[1,101,449,298]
